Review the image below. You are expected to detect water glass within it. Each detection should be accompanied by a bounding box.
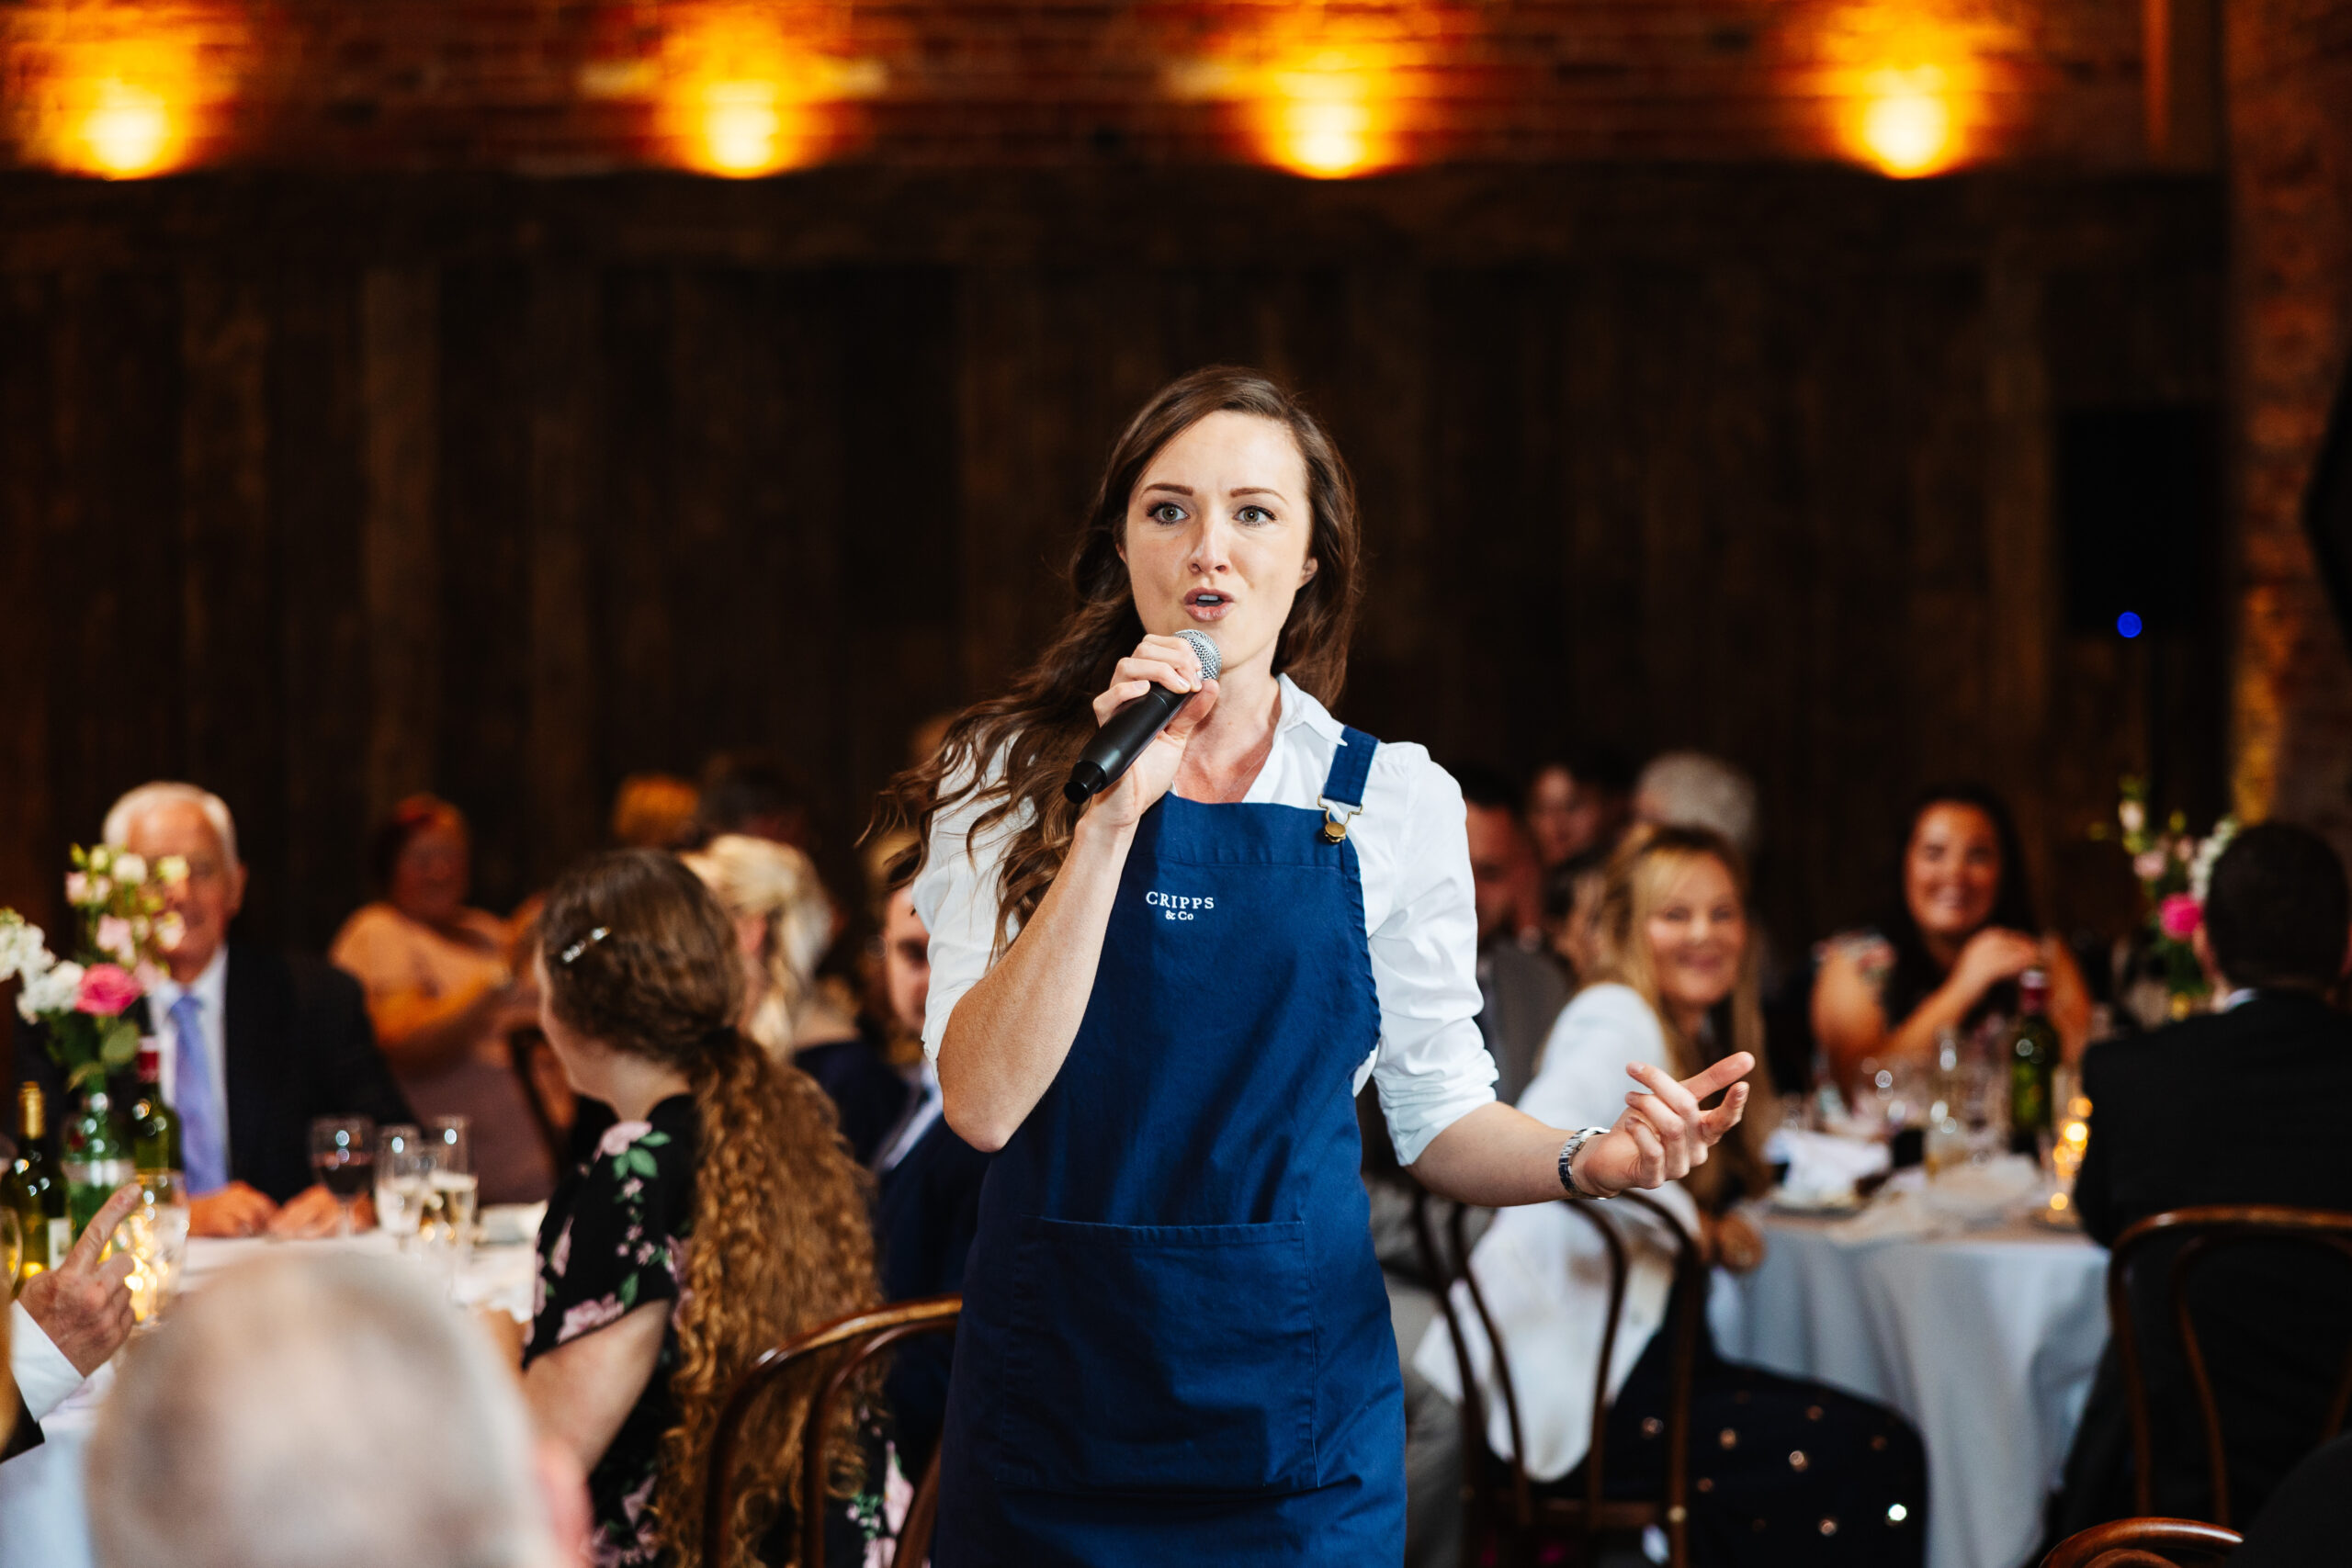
[115,1170,191,1323]
[310,1117,377,1238]
[374,1124,431,1247]
[423,1114,479,1257]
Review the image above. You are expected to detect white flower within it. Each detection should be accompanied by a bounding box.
[0,916,49,985]
[86,845,112,873]
[17,960,85,1021]
[112,852,146,886]
[154,911,186,952]
[2189,818,2240,904]
[87,875,112,904]
[155,855,188,887]
[2132,849,2168,882]
[2119,800,2146,835]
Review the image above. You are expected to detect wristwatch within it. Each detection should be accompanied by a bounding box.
[1558,1127,1612,1200]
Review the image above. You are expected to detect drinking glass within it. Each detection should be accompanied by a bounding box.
[1,1209,19,1293]
[310,1116,377,1238]
[115,1170,190,1323]
[424,1114,478,1258]
[374,1124,431,1249]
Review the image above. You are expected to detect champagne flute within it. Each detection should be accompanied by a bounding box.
[310,1117,376,1238]
[374,1124,430,1250]
[424,1115,478,1259]
[116,1170,190,1322]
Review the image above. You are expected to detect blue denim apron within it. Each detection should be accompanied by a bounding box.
[934,728,1405,1566]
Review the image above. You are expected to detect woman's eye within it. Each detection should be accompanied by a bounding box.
[1148,502,1186,524]
[1236,504,1272,525]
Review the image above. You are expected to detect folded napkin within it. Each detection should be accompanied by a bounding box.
[1825,1155,2045,1245]
[1767,1128,1892,1208]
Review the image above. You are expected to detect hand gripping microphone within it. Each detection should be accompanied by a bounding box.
[1064,630,1222,806]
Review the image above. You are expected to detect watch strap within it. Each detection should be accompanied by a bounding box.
[1558,1126,1612,1199]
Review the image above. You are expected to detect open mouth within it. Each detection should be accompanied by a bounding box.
[1183,589,1234,620]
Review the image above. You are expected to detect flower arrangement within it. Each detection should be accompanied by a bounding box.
[0,845,188,1091]
[2093,777,2237,1017]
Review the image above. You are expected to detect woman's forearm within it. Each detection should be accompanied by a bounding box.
[1879,976,1980,1071]
[1408,1103,1576,1206]
[937,812,1136,1151]
[369,985,501,1073]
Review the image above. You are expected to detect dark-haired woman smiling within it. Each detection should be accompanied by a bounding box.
[892,367,1753,1565]
[1812,785,2091,1089]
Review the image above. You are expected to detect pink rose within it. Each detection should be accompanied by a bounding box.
[74,963,142,1016]
[558,1294,628,1343]
[2132,849,2169,882]
[63,872,90,905]
[2158,894,2202,941]
[595,1120,652,1159]
[96,916,135,963]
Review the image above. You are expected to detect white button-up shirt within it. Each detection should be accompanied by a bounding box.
[913,674,1497,1167]
[144,945,231,1123]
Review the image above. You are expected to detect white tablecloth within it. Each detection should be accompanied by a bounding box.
[1717,1213,2109,1568]
[0,1233,537,1568]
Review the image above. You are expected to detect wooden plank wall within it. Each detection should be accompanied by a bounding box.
[0,168,2225,980]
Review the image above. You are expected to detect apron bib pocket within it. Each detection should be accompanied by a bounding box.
[996,1216,1319,1495]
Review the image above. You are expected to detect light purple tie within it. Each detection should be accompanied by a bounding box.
[170,992,229,1194]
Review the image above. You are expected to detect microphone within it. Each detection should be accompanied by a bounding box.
[1064,629,1222,805]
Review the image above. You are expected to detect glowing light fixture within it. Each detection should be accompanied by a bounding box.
[1261,51,1392,178]
[1855,66,1956,176]
[650,9,883,176]
[80,78,177,175]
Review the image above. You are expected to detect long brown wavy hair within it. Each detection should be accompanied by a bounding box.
[1589,824,1780,1209]
[882,366,1364,950]
[538,851,878,1567]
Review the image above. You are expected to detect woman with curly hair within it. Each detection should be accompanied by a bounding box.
[521,849,881,1566]
[888,366,1753,1564]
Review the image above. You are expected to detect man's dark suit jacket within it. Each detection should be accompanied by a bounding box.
[2057,990,2352,1533]
[14,942,413,1203]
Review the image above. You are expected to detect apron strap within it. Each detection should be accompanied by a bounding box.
[1317,727,1380,843]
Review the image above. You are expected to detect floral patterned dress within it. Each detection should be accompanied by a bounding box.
[528,1095,698,1567]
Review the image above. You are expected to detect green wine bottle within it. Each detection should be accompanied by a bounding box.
[62,1085,134,1241]
[6,1081,69,1279]
[129,1038,182,1173]
[2007,967,2059,1156]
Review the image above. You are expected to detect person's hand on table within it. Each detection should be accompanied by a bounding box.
[1572,1053,1755,1199]
[17,1182,141,1375]
[266,1182,372,1238]
[189,1180,280,1238]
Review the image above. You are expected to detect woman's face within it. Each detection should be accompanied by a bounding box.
[1905,802,2004,943]
[1645,854,1747,1020]
[390,819,469,924]
[1120,411,1319,684]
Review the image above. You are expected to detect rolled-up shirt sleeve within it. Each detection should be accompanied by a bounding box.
[1364,756,1498,1167]
[911,762,1024,1065]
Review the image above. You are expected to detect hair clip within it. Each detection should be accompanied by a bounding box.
[559,927,610,965]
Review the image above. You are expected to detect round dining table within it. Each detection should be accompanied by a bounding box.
[1714,1209,2111,1568]
[0,1229,538,1568]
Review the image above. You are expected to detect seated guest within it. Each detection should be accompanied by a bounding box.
[19,784,412,1237]
[683,833,910,1165]
[331,794,551,1204]
[610,773,699,850]
[1526,745,1634,872]
[6,1181,140,1461]
[85,1250,589,1568]
[525,850,887,1565]
[1419,827,1926,1566]
[1456,765,1571,1106]
[873,862,989,1475]
[1633,750,1760,861]
[2057,822,2352,1534]
[1812,784,2091,1090]
[2231,1429,2352,1568]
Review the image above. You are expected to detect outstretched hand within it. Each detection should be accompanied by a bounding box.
[1572,1052,1754,1199]
[18,1181,141,1376]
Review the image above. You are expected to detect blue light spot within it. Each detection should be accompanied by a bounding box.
[2117,612,2143,639]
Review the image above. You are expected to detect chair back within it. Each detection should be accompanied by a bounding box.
[1410,1186,1705,1568]
[2040,1516,2240,1568]
[703,1295,962,1568]
[2108,1205,2352,1525]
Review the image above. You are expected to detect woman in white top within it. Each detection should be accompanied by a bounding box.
[1418,824,1926,1565]
[890,367,1755,1566]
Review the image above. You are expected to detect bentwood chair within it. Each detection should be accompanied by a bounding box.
[2040,1517,2241,1567]
[2108,1205,2352,1526]
[704,1295,962,1568]
[1412,1187,1706,1568]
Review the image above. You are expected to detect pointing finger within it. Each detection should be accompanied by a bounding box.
[1700,1082,1753,1141]
[67,1183,144,1272]
[1680,1052,1756,1103]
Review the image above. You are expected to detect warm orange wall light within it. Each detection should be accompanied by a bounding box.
[1824,7,1981,178]
[1857,65,1956,175]
[15,25,227,179]
[1262,54,1392,178]
[651,9,881,176]
[79,78,178,176]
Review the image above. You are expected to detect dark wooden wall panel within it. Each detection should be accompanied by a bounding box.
[0,168,2227,992]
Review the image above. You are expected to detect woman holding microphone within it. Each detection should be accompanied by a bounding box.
[895,367,1753,1565]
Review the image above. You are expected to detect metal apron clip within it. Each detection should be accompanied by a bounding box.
[1318,798,1362,843]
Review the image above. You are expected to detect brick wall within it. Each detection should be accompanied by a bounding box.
[2227,0,2352,845]
[2,1,2149,175]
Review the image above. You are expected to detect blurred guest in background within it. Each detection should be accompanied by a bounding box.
[1543,845,1612,984]
[87,1250,589,1568]
[1526,746,1634,872]
[1456,766,1570,1105]
[694,749,812,850]
[1634,750,1759,862]
[682,833,910,1165]
[1812,784,2090,1090]
[2056,822,2352,1535]
[1421,826,1924,1566]
[873,852,989,1475]
[608,773,698,851]
[525,850,884,1566]
[330,795,549,1204]
[17,784,410,1237]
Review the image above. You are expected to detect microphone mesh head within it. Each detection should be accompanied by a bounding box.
[1177,628,1223,683]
